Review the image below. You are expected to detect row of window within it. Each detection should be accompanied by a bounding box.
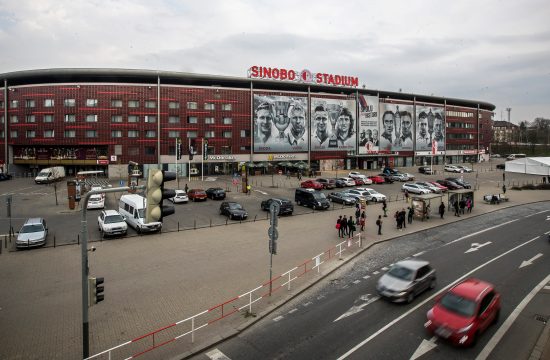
[1,114,234,125]
[1,99,233,111]
[446,111,475,118]
[447,122,476,129]
[6,129,236,139]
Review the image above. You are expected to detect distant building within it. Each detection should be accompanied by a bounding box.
[492,120,519,143]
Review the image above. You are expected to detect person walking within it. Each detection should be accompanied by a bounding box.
[400,208,407,229]
[395,210,401,229]
[348,216,355,239]
[454,200,460,217]
[360,211,366,231]
[382,200,388,217]
[376,215,383,235]
[355,206,361,224]
[246,184,251,195]
[341,215,349,237]
[466,198,472,213]
[408,206,414,224]
[439,201,445,219]
[336,216,343,238]
[502,184,506,194]
[184,183,189,193]
[459,198,466,215]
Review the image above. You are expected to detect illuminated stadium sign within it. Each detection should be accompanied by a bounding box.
[248,66,359,88]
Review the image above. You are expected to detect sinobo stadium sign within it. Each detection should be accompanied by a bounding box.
[248,66,359,88]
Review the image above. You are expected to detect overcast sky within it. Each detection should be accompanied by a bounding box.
[1,0,548,123]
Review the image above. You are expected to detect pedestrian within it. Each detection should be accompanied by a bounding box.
[408,206,414,224]
[395,210,401,229]
[439,201,445,219]
[286,170,291,179]
[502,184,506,194]
[297,171,302,181]
[184,183,188,193]
[360,211,366,231]
[543,176,547,184]
[400,208,407,229]
[355,206,361,223]
[382,200,388,217]
[459,198,466,214]
[341,215,349,237]
[425,203,431,219]
[348,216,355,239]
[376,215,383,235]
[503,172,505,182]
[404,190,410,203]
[466,198,472,213]
[246,184,251,195]
[336,216,342,238]
[454,200,460,217]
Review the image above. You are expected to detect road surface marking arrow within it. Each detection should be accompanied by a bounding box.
[519,253,543,268]
[334,294,380,322]
[410,336,438,360]
[206,348,232,360]
[465,241,492,253]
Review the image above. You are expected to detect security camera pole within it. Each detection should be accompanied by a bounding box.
[268,202,280,296]
[81,184,145,358]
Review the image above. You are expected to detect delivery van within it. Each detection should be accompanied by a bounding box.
[118,194,162,233]
[35,166,66,184]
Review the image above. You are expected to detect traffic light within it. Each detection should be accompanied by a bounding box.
[203,139,208,161]
[145,169,176,223]
[88,276,104,306]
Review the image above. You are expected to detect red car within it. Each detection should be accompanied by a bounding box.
[429,181,448,192]
[368,175,385,184]
[353,178,365,186]
[187,189,207,201]
[425,278,501,346]
[300,180,324,190]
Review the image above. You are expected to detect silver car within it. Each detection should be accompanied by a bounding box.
[376,259,436,303]
[16,217,48,249]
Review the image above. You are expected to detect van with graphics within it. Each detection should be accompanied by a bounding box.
[118,194,162,233]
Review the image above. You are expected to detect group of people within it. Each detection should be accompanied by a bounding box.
[335,204,366,239]
[452,197,473,216]
[394,207,414,230]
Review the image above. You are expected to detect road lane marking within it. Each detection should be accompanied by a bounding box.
[334,294,380,322]
[373,271,379,275]
[273,316,284,322]
[413,251,425,257]
[410,336,438,360]
[381,267,389,271]
[363,275,370,280]
[445,219,519,246]
[519,253,543,268]
[206,348,231,360]
[337,235,540,359]
[465,241,492,253]
[476,274,550,360]
[524,209,550,218]
[288,308,298,314]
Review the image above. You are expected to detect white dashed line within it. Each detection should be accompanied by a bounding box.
[273,316,284,322]
[413,251,425,257]
[363,275,370,280]
[381,267,389,271]
[372,271,380,275]
[303,301,313,307]
[353,280,361,284]
[288,308,298,314]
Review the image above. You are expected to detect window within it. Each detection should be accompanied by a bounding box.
[44,99,55,107]
[65,114,76,123]
[221,146,231,154]
[145,130,156,138]
[223,117,232,125]
[205,117,215,124]
[111,130,122,138]
[44,130,55,138]
[204,103,215,110]
[205,131,215,138]
[0,101,3,107]
[26,130,36,138]
[0,116,4,123]
[168,116,180,124]
[128,115,139,123]
[187,116,198,124]
[168,131,180,138]
[144,115,156,123]
[128,130,139,138]
[44,114,54,123]
[25,99,36,108]
[10,130,18,138]
[86,130,97,138]
[64,99,76,107]
[240,129,250,137]
[187,131,198,138]
[25,115,36,123]
[187,101,197,110]
[64,130,76,138]
[10,115,18,123]
[144,147,156,156]
[10,100,19,108]
[111,115,123,123]
[145,101,156,108]
[86,114,98,122]
[86,99,98,107]
[168,101,180,109]
[240,145,251,151]
[111,99,123,107]
[128,146,139,156]
[222,103,232,111]
[223,131,232,138]
[128,100,139,108]
[478,291,495,316]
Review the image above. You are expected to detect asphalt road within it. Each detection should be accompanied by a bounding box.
[193,203,550,360]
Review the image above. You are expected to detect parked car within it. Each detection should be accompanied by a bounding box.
[445,177,472,189]
[393,173,410,182]
[0,173,12,181]
[340,190,367,203]
[316,178,336,189]
[444,164,461,173]
[382,167,399,175]
[415,181,442,193]
[87,194,105,210]
[327,192,357,205]
[377,173,396,183]
[16,217,48,249]
[331,178,347,188]
[367,175,386,184]
[402,173,415,181]
[376,259,436,303]
[97,210,127,237]
[348,171,368,180]
[436,179,463,190]
[496,164,505,170]
[418,166,434,175]
[219,202,248,220]
[353,178,366,186]
[429,181,448,192]
[455,165,473,173]
[402,183,431,195]
[338,177,356,187]
[300,180,324,190]
[187,189,207,202]
[260,198,294,215]
[205,187,226,200]
[170,190,189,203]
[295,188,330,209]
[354,187,387,202]
[426,278,501,346]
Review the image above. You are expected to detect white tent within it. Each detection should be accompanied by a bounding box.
[505,157,550,175]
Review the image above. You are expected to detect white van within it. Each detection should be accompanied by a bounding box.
[118,194,162,233]
[506,153,526,160]
[35,166,65,184]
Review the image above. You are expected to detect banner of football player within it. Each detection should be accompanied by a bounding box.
[253,95,308,153]
[378,103,414,152]
[357,95,380,155]
[415,106,445,153]
[310,97,357,151]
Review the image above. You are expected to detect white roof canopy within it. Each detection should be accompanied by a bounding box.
[505,157,550,175]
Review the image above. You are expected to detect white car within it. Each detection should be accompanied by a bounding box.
[455,165,473,173]
[98,210,127,236]
[402,173,415,181]
[338,177,356,187]
[348,171,367,180]
[87,194,105,209]
[444,164,461,173]
[393,173,409,182]
[170,189,189,203]
[402,183,431,195]
[355,187,387,202]
[415,181,442,193]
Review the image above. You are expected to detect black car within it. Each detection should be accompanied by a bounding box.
[436,179,463,190]
[260,198,294,215]
[219,202,248,220]
[0,173,12,181]
[330,178,346,188]
[205,187,226,200]
[418,166,434,175]
[327,192,356,205]
[445,177,472,189]
[377,173,396,183]
[316,178,336,189]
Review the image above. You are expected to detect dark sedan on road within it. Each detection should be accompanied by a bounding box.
[206,187,226,200]
[219,202,248,220]
[436,179,463,190]
[330,178,347,188]
[260,198,294,215]
[187,189,208,201]
[445,177,472,189]
[327,192,357,205]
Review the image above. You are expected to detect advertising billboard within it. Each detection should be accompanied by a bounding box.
[253,95,308,153]
[415,106,445,153]
[310,98,356,151]
[357,95,379,155]
[378,103,414,152]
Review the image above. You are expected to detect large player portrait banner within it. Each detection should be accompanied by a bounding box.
[378,103,414,152]
[415,106,445,152]
[358,95,379,155]
[253,95,308,152]
[310,98,356,151]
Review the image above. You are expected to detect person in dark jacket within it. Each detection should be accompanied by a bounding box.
[360,211,366,231]
[439,202,445,219]
[336,215,343,238]
[454,200,460,217]
[376,215,383,235]
[347,217,355,239]
[408,206,414,224]
[341,215,349,236]
[400,208,407,229]
[459,199,466,214]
